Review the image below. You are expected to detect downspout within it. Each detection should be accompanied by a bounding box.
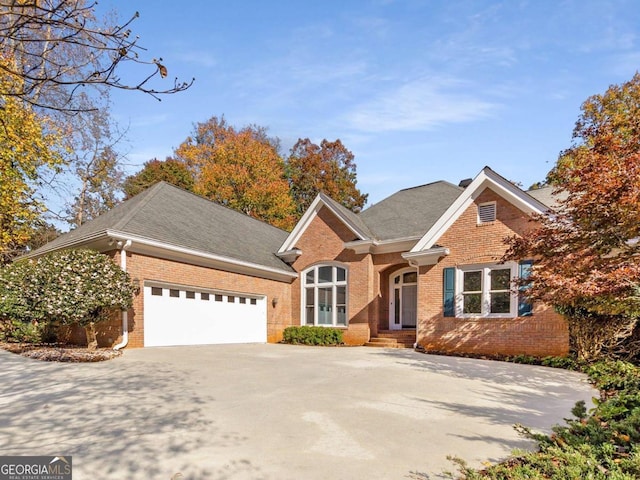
[113,240,132,350]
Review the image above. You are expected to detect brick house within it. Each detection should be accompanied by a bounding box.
[28,166,569,356]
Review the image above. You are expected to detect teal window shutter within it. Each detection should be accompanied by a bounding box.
[443,267,455,317]
[518,260,533,316]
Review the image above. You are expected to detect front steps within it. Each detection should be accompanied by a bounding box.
[364,330,416,349]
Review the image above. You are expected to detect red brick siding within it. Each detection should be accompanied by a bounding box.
[416,188,569,357]
[291,207,409,344]
[82,251,292,348]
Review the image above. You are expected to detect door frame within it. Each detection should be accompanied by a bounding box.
[388,267,418,330]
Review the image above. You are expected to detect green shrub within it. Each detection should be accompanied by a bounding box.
[0,319,54,343]
[448,360,640,479]
[0,249,134,350]
[282,326,344,346]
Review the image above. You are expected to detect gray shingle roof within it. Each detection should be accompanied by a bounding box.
[30,182,292,271]
[526,186,567,209]
[358,181,464,241]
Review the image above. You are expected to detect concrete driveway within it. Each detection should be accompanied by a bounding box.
[0,344,596,480]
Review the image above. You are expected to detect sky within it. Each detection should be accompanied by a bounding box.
[100,0,640,206]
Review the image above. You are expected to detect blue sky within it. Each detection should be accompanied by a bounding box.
[103,0,640,205]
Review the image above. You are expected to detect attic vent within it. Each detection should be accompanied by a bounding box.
[478,202,496,224]
[459,178,473,188]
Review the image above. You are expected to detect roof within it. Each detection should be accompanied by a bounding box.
[358,181,464,240]
[526,185,567,209]
[30,182,293,273]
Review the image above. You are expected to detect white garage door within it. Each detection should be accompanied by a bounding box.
[143,283,267,347]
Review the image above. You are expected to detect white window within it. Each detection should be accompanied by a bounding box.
[456,263,517,317]
[478,202,496,224]
[303,265,347,327]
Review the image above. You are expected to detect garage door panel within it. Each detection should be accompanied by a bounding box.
[143,285,267,347]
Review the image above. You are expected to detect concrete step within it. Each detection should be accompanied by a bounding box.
[364,337,414,348]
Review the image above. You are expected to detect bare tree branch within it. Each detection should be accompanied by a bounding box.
[0,0,194,113]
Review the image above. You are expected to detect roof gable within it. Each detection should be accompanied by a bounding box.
[409,167,548,253]
[278,193,372,253]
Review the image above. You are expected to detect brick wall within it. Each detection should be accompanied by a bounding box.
[91,251,293,348]
[290,207,411,344]
[415,188,569,357]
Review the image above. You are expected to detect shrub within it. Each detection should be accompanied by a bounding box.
[282,326,344,346]
[0,249,134,350]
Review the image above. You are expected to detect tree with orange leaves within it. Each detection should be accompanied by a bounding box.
[174,116,296,231]
[286,138,368,218]
[506,73,640,360]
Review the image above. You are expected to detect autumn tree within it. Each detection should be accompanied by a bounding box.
[286,138,368,218]
[0,58,63,264]
[174,116,296,230]
[0,0,193,113]
[123,157,195,199]
[505,73,640,361]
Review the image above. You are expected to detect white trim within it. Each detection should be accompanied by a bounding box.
[345,236,422,255]
[402,247,450,267]
[455,262,518,318]
[301,263,349,327]
[388,267,418,330]
[106,230,297,282]
[278,193,370,254]
[410,167,548,253]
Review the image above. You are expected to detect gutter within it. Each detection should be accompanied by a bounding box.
[113,239,132,351]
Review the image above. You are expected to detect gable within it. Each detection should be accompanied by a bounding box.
[278,193,371,256]
[410,167,547,253]
[289,206,359,271]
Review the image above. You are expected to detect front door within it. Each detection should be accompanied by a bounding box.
[389,269,418,330]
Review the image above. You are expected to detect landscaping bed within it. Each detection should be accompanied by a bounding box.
[0,342,122,362]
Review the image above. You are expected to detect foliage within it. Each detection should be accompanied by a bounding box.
[505,74,640,361]
[0,249,134,350]
[286,138,368,218]
[123,157,195,199]
[282,326,344,346]
[24,221,61,253]
[0,58,64,264]
[0,319,55,343]
[0,0,193,113]
[446,360,640,480]
[55,94,126,227]
[175,116,296,230]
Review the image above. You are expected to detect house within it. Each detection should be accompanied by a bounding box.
[27,166,569,356]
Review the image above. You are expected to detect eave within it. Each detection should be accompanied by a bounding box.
[107,230,297,283]
[344,236,422,255]
[401,247,450,267]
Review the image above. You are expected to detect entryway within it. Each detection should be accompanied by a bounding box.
[389,268,418,330]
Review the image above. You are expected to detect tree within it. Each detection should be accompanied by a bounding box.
[0,0,193,113]
[0,57,64,264]
[505,73,640,361]
[175,116,296,230]
[286,138,368,218]
[0,249,135,350]
[123,157,195,199]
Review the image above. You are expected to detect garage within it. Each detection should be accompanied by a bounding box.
[143,282,267,347]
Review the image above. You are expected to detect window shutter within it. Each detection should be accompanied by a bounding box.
[443,267,455,317]
[518,260,533,316]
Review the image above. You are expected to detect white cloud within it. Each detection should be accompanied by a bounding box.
[346,77,497,132]
[175,50,217,68]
